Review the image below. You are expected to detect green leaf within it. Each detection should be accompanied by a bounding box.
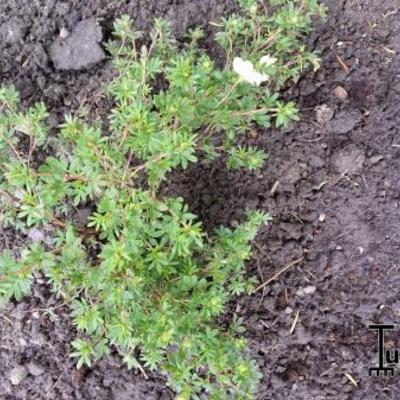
[71,339,94,369]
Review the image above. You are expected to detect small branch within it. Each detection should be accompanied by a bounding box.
[117,127,129,150]
[122,151,133,184]
[254,257,304,293]
[27,136,37,169]
[2,135,24,163]
[63,174,88,183]
[336,55,350,74]
[230,107,272,118]
[216,79,241,108]
[130,153,166,177]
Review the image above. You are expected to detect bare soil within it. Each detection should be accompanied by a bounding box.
[1,0,400,399]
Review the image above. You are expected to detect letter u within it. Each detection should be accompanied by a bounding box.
[386,349,399,364]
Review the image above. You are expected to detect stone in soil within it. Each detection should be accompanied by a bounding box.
[332,145,365,175]
[27,363,45,377]
[327,110,363,135]
[0,18,27,44]
[333,85,348,100]
[50,18,105,70]
[9,365,28,386]
[315,104,335,124]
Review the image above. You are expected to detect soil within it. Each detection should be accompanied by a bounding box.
[1,0,400,399]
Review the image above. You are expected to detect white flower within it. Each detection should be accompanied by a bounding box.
[233,57,269,86]
[259,55,277,66]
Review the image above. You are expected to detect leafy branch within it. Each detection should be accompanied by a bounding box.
[0,0,324,398]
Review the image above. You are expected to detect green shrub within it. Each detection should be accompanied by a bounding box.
[0,1,324,398]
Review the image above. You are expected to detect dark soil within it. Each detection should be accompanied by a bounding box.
[1,0,400,399]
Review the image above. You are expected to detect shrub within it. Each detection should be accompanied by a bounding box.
[0,0,324,398]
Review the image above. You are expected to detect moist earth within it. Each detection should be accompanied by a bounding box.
[1,0,400,399]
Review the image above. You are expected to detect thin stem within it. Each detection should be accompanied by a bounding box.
[216,79,242,108]
[122,151,133,184]
[1,134,24,163]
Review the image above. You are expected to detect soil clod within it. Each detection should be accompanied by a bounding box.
[50,18,105,70]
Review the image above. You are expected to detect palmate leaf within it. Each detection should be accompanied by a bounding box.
[0,251,32,303]
[0,273,33,302]
[5,161,36,187]
[18,202,46,226]
[70,339,94,369]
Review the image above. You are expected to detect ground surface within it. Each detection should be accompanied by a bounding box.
[1,0,400,399]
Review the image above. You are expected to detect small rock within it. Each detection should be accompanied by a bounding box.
[303,285,316,295]
[247,129,258,139]
[59,27,70,39]
[315,104,334,124]
[9,365,28,385]
[370,155,384,165]
[0,19,27,44]
[300,82,318,96]
[328,110,362,135]
[296,285,316,297]
[50,18,105,70]
[371,28,390,40]
[282,164,302,185]
[332,145,365,175]
[319,213,326,222]
[296,288,304,296]
[333,85,348,100]
[27,362,45,377]
[276,365,287,373]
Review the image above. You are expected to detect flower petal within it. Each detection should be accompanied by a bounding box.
[233,57,255,76]
[233,57,269,86]
[259,55,277,66]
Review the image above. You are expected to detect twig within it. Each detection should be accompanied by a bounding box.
[122,151,133,184]
[289,310,299,334]
[46,371,64,395]
[2,135,24,163]
[254,257,304,292]
[255,258,265,311]
[253,241,270,259]
[344,372,358,387]
[216,79,241,108]
[0,314,13,326]
[336,55,350,74]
